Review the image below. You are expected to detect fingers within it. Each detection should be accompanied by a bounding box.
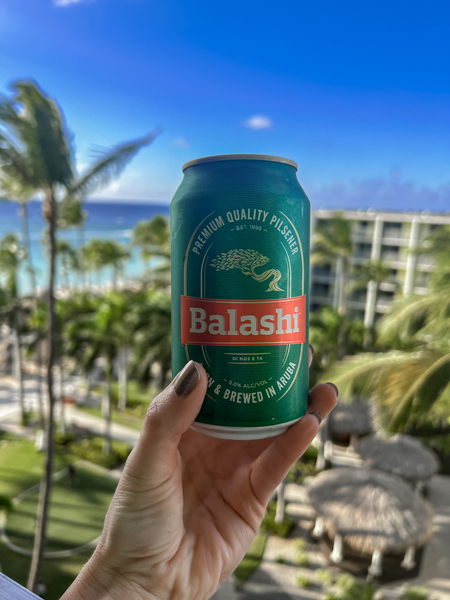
[250,382,337,506]
[123,361,207,486]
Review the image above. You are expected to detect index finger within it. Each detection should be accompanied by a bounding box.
[250,382,337,506]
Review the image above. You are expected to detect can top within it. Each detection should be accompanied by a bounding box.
[182,154,298,172]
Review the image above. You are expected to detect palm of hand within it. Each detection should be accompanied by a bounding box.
[70,364,336,600]
[104,432,273,600]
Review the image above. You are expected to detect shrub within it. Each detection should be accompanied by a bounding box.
[261,501,295,537]
[275,556,286,564]
[54,431,76,447]
[400,586,431,600]
[0,495,13,513]
[293,538,307,551]
[325,575,378,600]
[296,574,313,588]
[69,437,132,469]
[315,568,335,585]
[294,552,309,567]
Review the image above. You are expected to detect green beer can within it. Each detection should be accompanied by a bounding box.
[170,154,310,440]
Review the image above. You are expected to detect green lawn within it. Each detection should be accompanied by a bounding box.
[0,432,119,599]
[234,532,268,588]
[0,432,70,499]
[77,404,145,431]
[5,466,118,552]
[77,379,156,431]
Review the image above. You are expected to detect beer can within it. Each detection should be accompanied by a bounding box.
[170,154,310,440]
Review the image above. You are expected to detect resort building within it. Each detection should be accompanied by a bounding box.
[310,209,450,325]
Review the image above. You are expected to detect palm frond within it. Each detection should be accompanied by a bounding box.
[69,129,160,198]
[321,351,421,400]
[389,352,450,431]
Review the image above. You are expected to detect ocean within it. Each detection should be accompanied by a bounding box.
[0,200,170,294]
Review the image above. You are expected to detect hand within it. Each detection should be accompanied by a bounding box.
[61,350,337,600]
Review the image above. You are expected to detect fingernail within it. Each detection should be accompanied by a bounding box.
[174,361,200,398]
[326,382,339,397]
[309,343,315,357]
[309,410,323,425]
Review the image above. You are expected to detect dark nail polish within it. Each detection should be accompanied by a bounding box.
[174,361,200,398]
[309,343,315,357]
[326,382,339,397]
[309,410,323,425]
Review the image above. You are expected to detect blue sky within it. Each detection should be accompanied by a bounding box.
[1,0,449,208]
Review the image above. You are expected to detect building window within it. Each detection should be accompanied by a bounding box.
[311,283,330,298]
[355,243,372,259]
[383,222,403,239]
[381,245,401,261]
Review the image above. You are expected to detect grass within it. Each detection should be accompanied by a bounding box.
[261,501,295,537]
[5,466,118,552]
[315,568,335,585]
[296,574,313,588]
[0,543,91,600]
[234,532,268,588]
[294,552,310,567]
[76,404,145,431]
[76,379,157,431]
[400,586,431,600]
[0,432,70,499]
[0,432,120,600]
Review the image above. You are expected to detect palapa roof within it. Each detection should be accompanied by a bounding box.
[329,401,373,436]
[358,434,439,482]
[306,467,434,554]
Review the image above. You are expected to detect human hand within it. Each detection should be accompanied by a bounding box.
[61,349,337,600]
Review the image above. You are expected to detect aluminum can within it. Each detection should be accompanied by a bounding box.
[170,154,310,440]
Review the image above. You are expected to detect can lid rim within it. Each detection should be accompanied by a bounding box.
[182,154,298,172]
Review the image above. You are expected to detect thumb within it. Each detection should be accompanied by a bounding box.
[123,361,207,485]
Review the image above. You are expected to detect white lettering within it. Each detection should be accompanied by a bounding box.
[190,308,207,333]
[239,315,258,336]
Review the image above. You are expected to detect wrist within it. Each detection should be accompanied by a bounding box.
[60,547,160,600]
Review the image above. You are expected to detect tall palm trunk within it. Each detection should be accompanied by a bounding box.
[20,201,45,427]
[78,223,85,287]
[27,188,57,592]
[11,328,25,421]
[118,346,127,410]
[103,378,112,455]
[337,257,347,360]
[337,256,347,316]
[19,202,37,292]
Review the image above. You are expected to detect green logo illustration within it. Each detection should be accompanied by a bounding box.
[210,249,283,292]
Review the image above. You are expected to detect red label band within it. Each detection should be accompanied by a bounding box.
[181,295,306,346]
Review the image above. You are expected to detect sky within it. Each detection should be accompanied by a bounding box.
[0,0,449,209]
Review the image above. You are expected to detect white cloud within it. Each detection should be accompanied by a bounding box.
[54,0,93,7]
[244,115,273,130]
[174,137,190,148]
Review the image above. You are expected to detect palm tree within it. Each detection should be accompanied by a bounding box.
[128,288,172,390]
[0,79,159,591]
[55,239,79,289]
[323,267,450,433]
[0,177,37,293]
[312,213,353,316]
[131,215,170,286]
[58,196,87,286]
[0,233,26,421]
[350,259,392,346]
[82,238,130,289]
[64,291,131,452]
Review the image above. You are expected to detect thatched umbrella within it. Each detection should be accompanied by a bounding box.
[329,401,373,449]
[330,401,373,436]
[358,435,439,487]
[307,468,434,576]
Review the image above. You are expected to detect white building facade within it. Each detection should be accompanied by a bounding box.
[310,209,450,325]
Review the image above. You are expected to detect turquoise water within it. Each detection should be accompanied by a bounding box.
[0,200,170,294]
